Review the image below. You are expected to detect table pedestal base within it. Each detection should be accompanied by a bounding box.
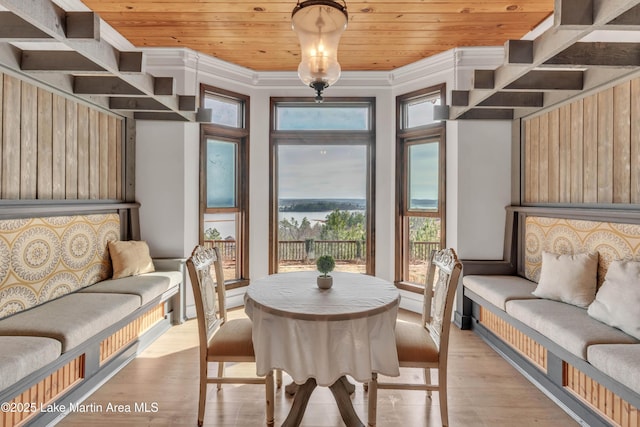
[281,376,364,427]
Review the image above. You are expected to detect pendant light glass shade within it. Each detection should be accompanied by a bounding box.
[292,0,348,101]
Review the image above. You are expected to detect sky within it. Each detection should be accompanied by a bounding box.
[278,145,367,199]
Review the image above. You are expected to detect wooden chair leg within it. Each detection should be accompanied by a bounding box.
[367,373,377,427]
[276,369,283,388]
[217,362,224,391]
[438,368,448,427]
[266,371,275,426]
[424,368,432,398]
[198,362,207,426]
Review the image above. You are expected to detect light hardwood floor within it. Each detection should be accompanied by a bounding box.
[60,309,578,427]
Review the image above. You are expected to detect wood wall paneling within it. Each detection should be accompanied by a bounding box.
[570,99,584,203]
[89,108,100,199]
[99,112,109,199]
[559,105,571,203]
[582,94,598,203]
[632,79,640,204]
[37,89,53,199]
[597,88,614,204]
[52,93,66,199]
[0,74,124,201]
[524,76,640,206]
[77,105,90,199]
[20,81,37,199]
[538,113,549,203]
[66,100,78,199]
[548,109,560,203]
[3,74,21,199]
[613,82,631,204]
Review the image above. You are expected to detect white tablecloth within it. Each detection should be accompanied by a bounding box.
[244,271,400,387]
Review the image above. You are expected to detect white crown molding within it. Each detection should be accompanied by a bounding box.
[144,45,506,92]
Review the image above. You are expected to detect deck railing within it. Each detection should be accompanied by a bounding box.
[204,239,440,262]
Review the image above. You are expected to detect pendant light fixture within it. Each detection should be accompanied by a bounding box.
[291,0,348,102]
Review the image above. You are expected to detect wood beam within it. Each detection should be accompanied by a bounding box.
[451,0,640,119]
[109,97,170,111]
[556,0,594,26]
[65,12,99,39]
[506,40,533,64]
[607,4,640,26]
[478,92,544,108]
[0,0,191,120]
[178,95,196,111]
[0,12,51,39]
[118,51,143,73]
[458,109,514,120]
[74,76,144,96]
[473,70,495,89]
[545,42,640,66]
[505,70,584,90]
[451,91,469,106]
[21,50,105,72]
[134,112,189,121]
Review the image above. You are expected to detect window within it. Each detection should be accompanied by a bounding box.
[396,85,446,289]
[270,98,375,275]
[200,85,249,284]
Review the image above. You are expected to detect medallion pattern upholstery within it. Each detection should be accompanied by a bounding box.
[0,214,120,318]
[525,216,640,286]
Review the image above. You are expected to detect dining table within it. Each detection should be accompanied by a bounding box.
[244,270,400,427]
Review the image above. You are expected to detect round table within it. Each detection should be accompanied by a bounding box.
[244,271,400,427]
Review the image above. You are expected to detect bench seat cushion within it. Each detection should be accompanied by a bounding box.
[0,336,62,390]
[79,271,179,305]
[0,293,140,352]
[505,299,638,360]
[463,275,538,311]
[587,344,640,394]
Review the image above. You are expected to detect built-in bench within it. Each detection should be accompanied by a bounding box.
[0,202,184,427]
[459,206,640,427]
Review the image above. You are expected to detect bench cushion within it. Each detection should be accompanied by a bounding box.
[0,336,62,390]
[587,344,640,394]
[79,272,177,305]
[0,293,140,352]
[463,275,538,311]
[505,299,638,359]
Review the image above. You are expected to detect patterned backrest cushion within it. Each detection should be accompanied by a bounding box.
[525,216,640,286]
[0,214,120,319]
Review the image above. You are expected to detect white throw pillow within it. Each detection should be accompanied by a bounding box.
[588,260,640,339]
[532,251,598,308]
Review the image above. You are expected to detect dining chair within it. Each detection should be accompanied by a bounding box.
[367,247,462,427]
[186,245,274,426]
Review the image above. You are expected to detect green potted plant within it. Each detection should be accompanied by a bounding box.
[316,254,335,289]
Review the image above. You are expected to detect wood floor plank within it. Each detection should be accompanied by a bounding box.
[59,309,578,427]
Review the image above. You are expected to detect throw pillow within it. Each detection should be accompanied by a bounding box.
[532,251,598,308]
[588,260,640,339]
[108,240,155,279]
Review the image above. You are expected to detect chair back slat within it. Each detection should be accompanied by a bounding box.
[187,246,227,346]
[422,248,462,350]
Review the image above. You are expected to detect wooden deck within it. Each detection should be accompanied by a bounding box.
[60,310,578,427]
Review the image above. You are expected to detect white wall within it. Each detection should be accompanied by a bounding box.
[448,120,513,259]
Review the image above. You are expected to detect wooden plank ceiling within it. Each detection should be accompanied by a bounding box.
[1,0,639,121]
[78,0,555,72]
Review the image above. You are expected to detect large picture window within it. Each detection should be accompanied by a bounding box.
[270,98,375,275]
[396,85,446,289]
[200,85,249,284]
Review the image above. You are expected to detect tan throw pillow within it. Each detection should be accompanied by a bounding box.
[108,240,155,279]
[588,260,640,339]
[532,251,598,308]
